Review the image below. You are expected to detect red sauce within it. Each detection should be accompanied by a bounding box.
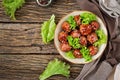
[39,0,49,5]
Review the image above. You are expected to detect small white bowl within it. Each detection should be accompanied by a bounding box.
[36,0,52,7]
[54,11,108,64]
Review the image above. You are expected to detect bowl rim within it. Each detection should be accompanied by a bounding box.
[54,10,108,64]
[36,0,53,7]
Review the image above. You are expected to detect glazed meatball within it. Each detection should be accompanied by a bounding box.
[91,21,99,30]
[87,32,98,44]
[58,31,68,43]
[70,30,80,38]
[89,46,98,55]
[80,24,92,35]
[62,21,71,32]
[80,36,87,46]
[60,42,71,52]
[74,15,81,26]
[73,49,82,58]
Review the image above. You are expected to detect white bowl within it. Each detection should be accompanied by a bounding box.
[54,11,108,64]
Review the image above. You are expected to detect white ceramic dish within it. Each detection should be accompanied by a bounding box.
[54,11,108,64]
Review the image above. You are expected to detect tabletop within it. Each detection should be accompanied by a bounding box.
[0,0,83,80]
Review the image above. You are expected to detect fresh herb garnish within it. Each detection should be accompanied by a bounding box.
[80,47,92,61]
[41,15,56,44]
[94,29,107,47]
[80,12,96,24]
[67,16,77,30]
[67,36,81,49]
[39,58,70,80]
[2,0,25,20]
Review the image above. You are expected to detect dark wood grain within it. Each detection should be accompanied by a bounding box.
[0,23,58,53]
[0,0,80,22]
[0,0,83,80]
[0,55,83,80]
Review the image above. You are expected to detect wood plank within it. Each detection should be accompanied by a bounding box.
[0,55,83,80]
[0,23,58,53]
[0,0,80,22]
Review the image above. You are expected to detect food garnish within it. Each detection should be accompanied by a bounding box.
[80,12,96,24]
[94,29,107,47]
[65,51,75,59]
[67,36,81,49]
[80,47,92,61]
[39,58,70,80]
[67,16,77,30]
[2,0,25,20]
[41,14,56,44]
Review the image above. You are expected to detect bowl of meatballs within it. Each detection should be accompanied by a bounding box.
[54,11,107,64]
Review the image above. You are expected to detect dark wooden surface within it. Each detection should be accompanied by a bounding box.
[0,0,80,23]
[0,0,83,80]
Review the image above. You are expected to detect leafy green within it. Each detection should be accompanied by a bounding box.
[67,16,77,30]
[67,36,81,49]
[41,15,56,44]
[80,47,92,61]
[65,51,75,59]
[2,0,25,20]
[39,58,70,80]
[80,12,96,24]
[94,29,107,47]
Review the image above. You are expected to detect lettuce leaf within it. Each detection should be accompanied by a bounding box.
[80,47,92,61]
[80,12,96,24]
[2,0,25,20]
[94,29,107,47]
[67,36,81,49]
[65,51,75,59]
[67,16,76,30]
[41,15,56,44]
[39,58,70,80]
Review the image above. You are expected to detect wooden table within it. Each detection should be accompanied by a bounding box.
[0,0,83,80]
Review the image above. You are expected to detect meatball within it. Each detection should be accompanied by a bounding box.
[74,15,81,26]
[62,21,71,32]
[91,21,99,30]
[80,36,87,46]
[58,31,68,43]
[87,32,98,44]
[80,24,92,35]
[60,42,71,52]
[73,49,82,58]
[88,46,98,55]
[70,30,80,38]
